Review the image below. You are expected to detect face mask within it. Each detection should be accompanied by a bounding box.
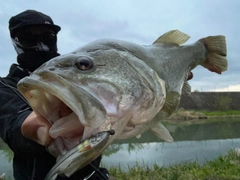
[17,51,60,72]
[11,32,59,72]
[17,33,57,49]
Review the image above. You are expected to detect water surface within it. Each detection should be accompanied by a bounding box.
[1,118,240,178]
[102,119,240,169]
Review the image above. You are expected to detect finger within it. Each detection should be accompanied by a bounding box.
[21,111,53,146]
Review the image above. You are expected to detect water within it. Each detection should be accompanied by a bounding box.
[101,118,240,169]
[102,138,240,170]
[1,119,240,178]
[0,142,13,178]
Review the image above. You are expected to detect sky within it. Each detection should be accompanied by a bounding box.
[0,0,239,92]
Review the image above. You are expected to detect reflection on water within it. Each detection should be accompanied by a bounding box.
[0,140,13,178]
[102,118,240,170]
[1,119,240,177]
[102,139,240,170]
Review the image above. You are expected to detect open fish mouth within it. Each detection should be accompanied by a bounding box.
[28,89,87,157]
[18,77,108,158]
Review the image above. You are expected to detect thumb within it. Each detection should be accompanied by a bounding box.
[21,111,53,146]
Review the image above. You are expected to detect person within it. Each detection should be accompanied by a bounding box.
[0,10,109,180]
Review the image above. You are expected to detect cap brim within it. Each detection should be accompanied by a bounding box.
[43,24,61,33]
[11,23,61,36]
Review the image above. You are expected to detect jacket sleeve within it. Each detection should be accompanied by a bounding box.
[0,83,47,157]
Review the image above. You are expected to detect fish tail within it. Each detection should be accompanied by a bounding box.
[200,36,228,74]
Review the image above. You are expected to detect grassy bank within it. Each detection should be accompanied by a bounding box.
[201,110,240,117]
[107,150,240,180]
[3,149,240,180]
[170,110,240,121]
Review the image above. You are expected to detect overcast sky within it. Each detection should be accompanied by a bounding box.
[0,0,239,92]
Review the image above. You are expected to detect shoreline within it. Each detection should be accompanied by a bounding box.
[165,111,240,123]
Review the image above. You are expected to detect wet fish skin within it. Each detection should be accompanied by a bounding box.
[17,30,227,173]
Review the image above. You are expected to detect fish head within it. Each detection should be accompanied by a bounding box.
[17,39,166,157]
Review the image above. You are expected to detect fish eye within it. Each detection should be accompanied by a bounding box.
[75,57,93,70]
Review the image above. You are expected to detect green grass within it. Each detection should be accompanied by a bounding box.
[201,110,240,117]
[3,150,240,180]
[175,109,240,118]
[107,150,240,180]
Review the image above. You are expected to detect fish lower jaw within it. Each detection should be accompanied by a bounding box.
[47,128,112,159]
[47,117,105,158]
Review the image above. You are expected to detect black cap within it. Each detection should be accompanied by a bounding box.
[9,10,61,37]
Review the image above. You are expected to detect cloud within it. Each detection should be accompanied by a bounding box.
[214,84,240,92]
[0,0,239,92]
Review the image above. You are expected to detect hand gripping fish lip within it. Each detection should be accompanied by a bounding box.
[45,129,115,180]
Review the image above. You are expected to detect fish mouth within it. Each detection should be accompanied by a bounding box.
[30,90,87,157]
[18,76,108,158]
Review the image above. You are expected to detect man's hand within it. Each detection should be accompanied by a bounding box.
[21,111,53,146]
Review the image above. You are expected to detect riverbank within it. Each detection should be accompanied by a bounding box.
[167,110,240,122]
[107,149,240,180]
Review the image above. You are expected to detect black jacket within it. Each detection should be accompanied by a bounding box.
[0,64,108,180]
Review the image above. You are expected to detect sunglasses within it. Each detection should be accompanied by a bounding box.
[16,33,57,48]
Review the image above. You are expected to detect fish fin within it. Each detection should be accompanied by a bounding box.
[200,35,228,74]
[136,134,141,139]
[182,81,191,95]
[153,30,190,45]
[160,91,181,116]
[151,122,173,142]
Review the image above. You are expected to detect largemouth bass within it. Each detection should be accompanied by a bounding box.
[17,30,227,173]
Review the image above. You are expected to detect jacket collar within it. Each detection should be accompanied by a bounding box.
[8,64,30,79]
